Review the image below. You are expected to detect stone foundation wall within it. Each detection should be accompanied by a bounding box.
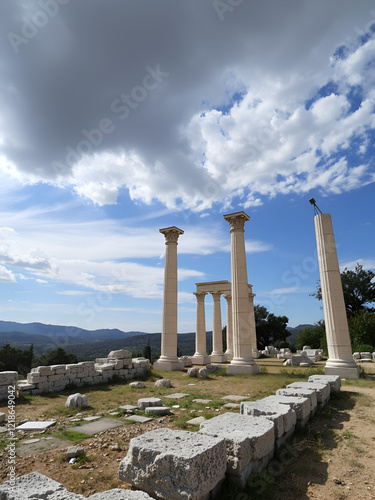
[0,350,150,399]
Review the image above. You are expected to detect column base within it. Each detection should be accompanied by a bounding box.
[227,364,260,375]
[210,353,226,363]
[191,354,211,365]
[224,350,233,361]
[324,364,360,379]
[153,359,185,371]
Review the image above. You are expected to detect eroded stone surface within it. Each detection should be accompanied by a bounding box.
[260,395,311,425]
[154,379,172,388]
[199,412,275,486]
[286,381,330,404]
[118,428,226,500]
[309,374,341,393]
[145,406,171,416]
[276,387,318,413]
[137,397,162,408]
[65,393,88,409]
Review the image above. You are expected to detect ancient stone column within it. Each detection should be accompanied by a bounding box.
[314,213,359,379]
[248,286,258,357]
[210,292,225,363]
[223,212,259,374]
[224,294,233,361]
[192,292,210,365]
[153,226,184,371]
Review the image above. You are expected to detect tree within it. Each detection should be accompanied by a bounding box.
[348,309,375,352]
[254,305,289,350]
[312,263,375,317]
[0,344,34,376]
[296,321,327,353]
[143,341,152,363]
[35,347,78,366]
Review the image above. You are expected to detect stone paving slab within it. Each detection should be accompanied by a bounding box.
[221,395,248,401]
[145,406,171,416]
[186,416,206,425]
[119,405,138,412]
[16,421,56,431]
[67,418,123,435]
[125,415,153,423]
[17,436,70,457]
[192,399,211,404]
[164,393,189,399]
[83,416,101,422]
[223,402,241,408]
[0,427,8,434]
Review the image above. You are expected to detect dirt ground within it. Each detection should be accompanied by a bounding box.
[0,364,374,499]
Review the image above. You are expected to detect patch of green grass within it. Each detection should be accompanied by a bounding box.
[72,451,93,468]
[51,429,92,444]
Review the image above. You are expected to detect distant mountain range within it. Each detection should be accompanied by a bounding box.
[0,320,149,353]
[286,324,313,345]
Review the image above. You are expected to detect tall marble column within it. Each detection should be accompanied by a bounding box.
[314,213,359,379]
[210,292,225,363]
[223,211,259,374]
[192,292,210,365]
[153,226,185,371]
[224,294,233,361]
[248,286,258,356]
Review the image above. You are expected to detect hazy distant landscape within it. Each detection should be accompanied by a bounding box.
[0,320,310,360]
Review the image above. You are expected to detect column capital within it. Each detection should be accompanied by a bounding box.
[223,294,232,302]
[160,226,184,244]
[211,291,222,301]
[223,211,250,232]
[193,291,207,302]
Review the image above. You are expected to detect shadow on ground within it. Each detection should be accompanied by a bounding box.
[216,391,358,500]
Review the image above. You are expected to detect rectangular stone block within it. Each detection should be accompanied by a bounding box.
[308,374,341,393]
[118,428,227,500]
[240,400,296,447]
[27,374,48,384]
[33,366,52,376]
[48,374,64,383]
[50,365,67,375]
[276,388,318,413]
[260,395,311,427]
[287,381,330,405]
[199,412,275,487]
[108,349,132,359]
[0,371,18,385]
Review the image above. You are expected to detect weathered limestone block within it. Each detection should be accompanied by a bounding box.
[130,381,146,389]
[260,395,311,427]
[133,358,150,369]
[276,387,318,413]
[118,428,227,500]
[0,412,5,423]
[308,374,341,393]
[155,379,172,388]
[108,349,132,359]
[17,381,36,391]
[198,368,209,378]
[290,354,313,366]
[50,364,66,375]
[187,367,198,377]
[65,393,88,409]
[179,356,192,367]
[145,406,171,416]
[0,371,18,385]
[199,412,275,487]
[0,471,84,499]
[33,366,52,376]
[206,364,223,373]
[88,489,153,499]
[27,373,48,384]
[240,401,296,447]
[138,397,162,409]
[66,445,85,459]
[49,374,65,383]
[287,381,330,405]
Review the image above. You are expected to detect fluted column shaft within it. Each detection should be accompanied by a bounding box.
[211,292,223,355]
[248,290,257,352]
[153,226,184,371]
[224,294,233,360]
[224,212,259,374]
[314,213,359,378]
[194,292,208,356]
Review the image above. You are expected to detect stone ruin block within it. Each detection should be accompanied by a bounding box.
[286,381,330,405]
[199,412,275,487]
[118,428,227,500]
[308,374,341,393]
[49,364,67,375]
[108,349,132,359]
[240,400,296,448]
[260,395,311,428]
[289,354,313,366]
[32,366,52,376]
[0,371,19,385]
[0,471,153,499]
[138,397,162,409]
[276,387,318,414]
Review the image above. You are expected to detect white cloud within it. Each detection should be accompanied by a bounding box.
[0,265,16,283]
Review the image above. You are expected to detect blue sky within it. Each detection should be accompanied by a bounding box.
[0,1,374,333]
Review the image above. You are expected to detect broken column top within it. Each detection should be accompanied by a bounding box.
[223,211,250,222]
[159,226,184,235]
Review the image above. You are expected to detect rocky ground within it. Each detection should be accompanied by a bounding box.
[0,365,374,499]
